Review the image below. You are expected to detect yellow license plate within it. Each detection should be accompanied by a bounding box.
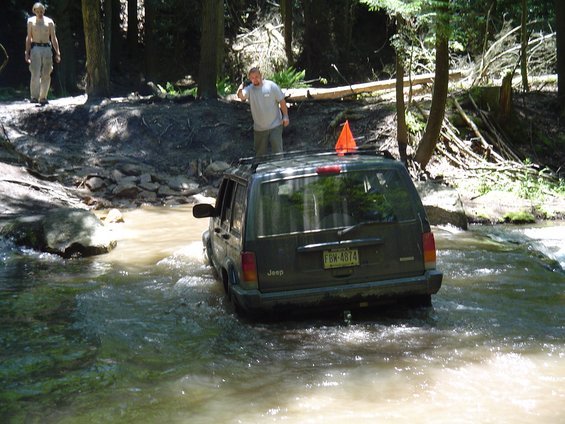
[323,248,359,269]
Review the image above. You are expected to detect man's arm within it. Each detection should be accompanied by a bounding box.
[279,99,289,127]
[25,20,32,63]
[49,21,61,62]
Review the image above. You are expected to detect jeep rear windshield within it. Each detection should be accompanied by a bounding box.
[254,168,417,237]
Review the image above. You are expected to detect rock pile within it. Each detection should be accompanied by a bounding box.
[78,160,231,209]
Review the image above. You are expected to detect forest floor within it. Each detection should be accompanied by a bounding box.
[0,86,564,222]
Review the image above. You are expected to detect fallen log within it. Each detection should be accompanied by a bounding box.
[284,71,463,102]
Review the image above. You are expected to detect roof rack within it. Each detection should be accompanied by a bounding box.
[238,147,395,172]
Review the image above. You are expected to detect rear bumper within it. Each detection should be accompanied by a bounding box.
[232,270,442,314]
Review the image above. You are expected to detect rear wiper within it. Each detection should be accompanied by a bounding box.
[338,221,376,237]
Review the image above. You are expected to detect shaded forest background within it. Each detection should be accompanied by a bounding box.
[0,0,559,99]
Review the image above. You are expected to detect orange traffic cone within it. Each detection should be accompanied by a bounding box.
[335,120,356,155]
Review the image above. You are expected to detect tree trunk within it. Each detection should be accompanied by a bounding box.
[103,0,120,72]
[82,0,110,99]
[52,0,78,95]
[301,0,333,78]
[284,71,461,101]
[281,0,293,63]
[127,0,138,55]
[414,1,450,169]
[499,71,513,123]
[198,0,222,99]
[556,0,565,114]
[395,14,409,166]
[216,0,225,76]
[144,0,160,81]
[520,0,529,92]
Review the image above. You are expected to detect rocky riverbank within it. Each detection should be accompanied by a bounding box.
[1,95,563,230]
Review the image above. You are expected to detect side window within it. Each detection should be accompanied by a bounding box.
[231,184,246,235]
[215,179,228,210]
[220,180,235,228]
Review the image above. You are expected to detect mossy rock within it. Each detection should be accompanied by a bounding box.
[503,210,536,224]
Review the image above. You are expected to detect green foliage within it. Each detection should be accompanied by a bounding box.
[157,82,197,97]
[517,164,565,201]
[405,110,425,134]
[158,77,237,97]
[0,87,22,101]
[360,0,424,16]
[216,77,237,97]
[474,164,564,203]
[271,67,312,89]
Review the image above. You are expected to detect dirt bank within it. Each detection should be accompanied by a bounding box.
[0,92,563,224]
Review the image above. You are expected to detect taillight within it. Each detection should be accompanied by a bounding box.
[241,251,258,283]
[422,232,437,269]
[316,165,341,174]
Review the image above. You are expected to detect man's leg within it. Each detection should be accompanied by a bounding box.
[269,125,283,154]
[38,48,53,102]
[29,48,42,101]
[254,130,270,156]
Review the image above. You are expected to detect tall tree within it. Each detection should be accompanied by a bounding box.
[127,0,139,54]
[556,0,565,113]
[198,0,223,99]
[51,0,80,95]
[82,0,110,99]
[144,0,159,81]
[361,0,423,164]
[414,0,451,169]
[394,15,409,165]
[520,0,529,92]
[104,0,121,72]
[281,0,293,63]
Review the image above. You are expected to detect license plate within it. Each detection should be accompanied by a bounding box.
[323,248,359,269]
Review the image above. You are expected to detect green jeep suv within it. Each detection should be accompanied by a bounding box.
[193,149,442,317]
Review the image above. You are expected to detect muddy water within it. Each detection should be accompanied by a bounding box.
[1,206,563,423]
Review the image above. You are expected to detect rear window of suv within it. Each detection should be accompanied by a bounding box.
[254,168,416,237]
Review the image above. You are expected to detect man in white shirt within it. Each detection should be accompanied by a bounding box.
[237,67,290,156]
[24,2,61,105]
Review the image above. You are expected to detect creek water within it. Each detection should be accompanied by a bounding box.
[1,206,563,423]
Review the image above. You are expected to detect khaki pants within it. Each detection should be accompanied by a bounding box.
[29,46,53,101]
[253,125,283,156]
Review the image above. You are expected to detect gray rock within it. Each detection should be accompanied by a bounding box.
[86,176,106,191]
[204,161,230,176]
[139,173,153,184]
[110,169,125,182]
[137,190,158,202]
[119,163,147,176]
[157,185,178,197]
[116,175,139,185]
[139,181,160,192]
[167,175,197,191]
[104,208,124,223]
[112,182,140,198]
[0,208,117,257]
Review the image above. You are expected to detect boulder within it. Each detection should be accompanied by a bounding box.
[139,181,160,192]
[204,161,230,176]
[112,181,140,198]
[458,190,536,224]
[0,208,117,257]
[85,176,106,191]
[104,208,125,223]
[167,175,200,193]
[416,181,468,229]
